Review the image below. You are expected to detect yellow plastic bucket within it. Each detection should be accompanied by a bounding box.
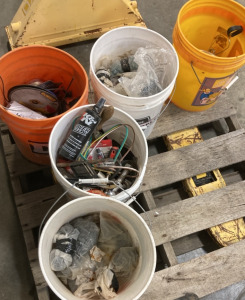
[172,0,245,111]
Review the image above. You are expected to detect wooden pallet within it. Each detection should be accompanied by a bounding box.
[1,95,245,300]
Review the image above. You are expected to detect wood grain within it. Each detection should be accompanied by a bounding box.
[142,129,245,192]
[140,239,245,300]
[148,97,236,140]
[141,181,245,245]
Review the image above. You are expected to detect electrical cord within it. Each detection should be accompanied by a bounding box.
[113,125,128,161]
[83,124,126,159]
[118,124,135,162]
[82,122,136,163]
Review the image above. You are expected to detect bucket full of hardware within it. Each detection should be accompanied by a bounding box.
[172,0,245,111]
[39,196,156,300]
[90,26,179,138]
[49,102,148,202]
[0,45,89,165]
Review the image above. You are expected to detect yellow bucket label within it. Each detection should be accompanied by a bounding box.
[192,73,236,106]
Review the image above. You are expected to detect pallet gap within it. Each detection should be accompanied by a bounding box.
[174,230,219,265]
[147,137,168,156]
[19,168,55,193]
[8,130,15,144]
[199,122,218,140]
[132,181,189,212]
[220,162,245,183]
[155,246,168,272]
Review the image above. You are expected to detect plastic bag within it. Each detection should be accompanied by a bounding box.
[110,55,138,76]
[90,246,105,263]
[74,281,97,299]
[97,212,133,260]
[50,223,80,271]
[7,101,47,119]
[71,217,100,258]
[94,267,119,299]
[119,46,173,97]
[109,247,139,278]
[57,253,97,282]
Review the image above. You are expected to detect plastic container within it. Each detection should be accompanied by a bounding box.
[49,104,148,202]
[172,0,245,111]
[90,26,179,138]
[0,45,89,164]
[38,196,156,300]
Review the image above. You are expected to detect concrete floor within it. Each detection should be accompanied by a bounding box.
[0,0,245,300]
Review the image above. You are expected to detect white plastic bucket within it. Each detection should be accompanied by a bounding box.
[38,196,156,300]
[90,26,179,137]
[49,104,148,202]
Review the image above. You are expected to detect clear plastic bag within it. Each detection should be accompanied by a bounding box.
[50,224,80,271]
[74,281,97,299]
[119,46,173,97]
[109,247,139,278]
[57,253,97,282]
[71,217,100,258]
[97,212,133,260]
[94,267,118,299]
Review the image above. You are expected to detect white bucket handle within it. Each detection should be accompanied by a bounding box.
[157,82,176,118]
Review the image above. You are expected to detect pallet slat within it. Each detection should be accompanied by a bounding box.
[141,180,245,245]
[148,97,237,139]
[140,239,245,300]
[17,186,67,230]
[143,129,245,191]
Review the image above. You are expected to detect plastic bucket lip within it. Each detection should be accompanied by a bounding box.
[38,196,156,300]
[0,45,89,125]
[49,104,148,202]
[90,26,179,105]
[175,0,245,67]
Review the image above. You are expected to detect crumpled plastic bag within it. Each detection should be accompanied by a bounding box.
[71,217,100,258]
[97,212,133,260]
[73,266,119,299]
[57,253,97,283]
[74,281,97,299]
[7,101,47,119]
[90,246,105,263]
[94,267,119,299]
[109,247,139,278]
[50,249,73,272]
[50,223,80,271]
[119,46,173,97]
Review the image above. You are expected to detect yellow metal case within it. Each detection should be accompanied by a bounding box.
[5,0,146,48]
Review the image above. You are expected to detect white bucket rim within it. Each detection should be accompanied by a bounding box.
[90,26,179,104]
[49,104,148,202]
[38,195,156,300]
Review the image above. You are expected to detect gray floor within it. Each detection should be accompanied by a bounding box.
[0,1,245,300]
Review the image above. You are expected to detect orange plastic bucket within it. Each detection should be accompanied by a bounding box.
[172,0,245,111]
[0,45,88,165]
